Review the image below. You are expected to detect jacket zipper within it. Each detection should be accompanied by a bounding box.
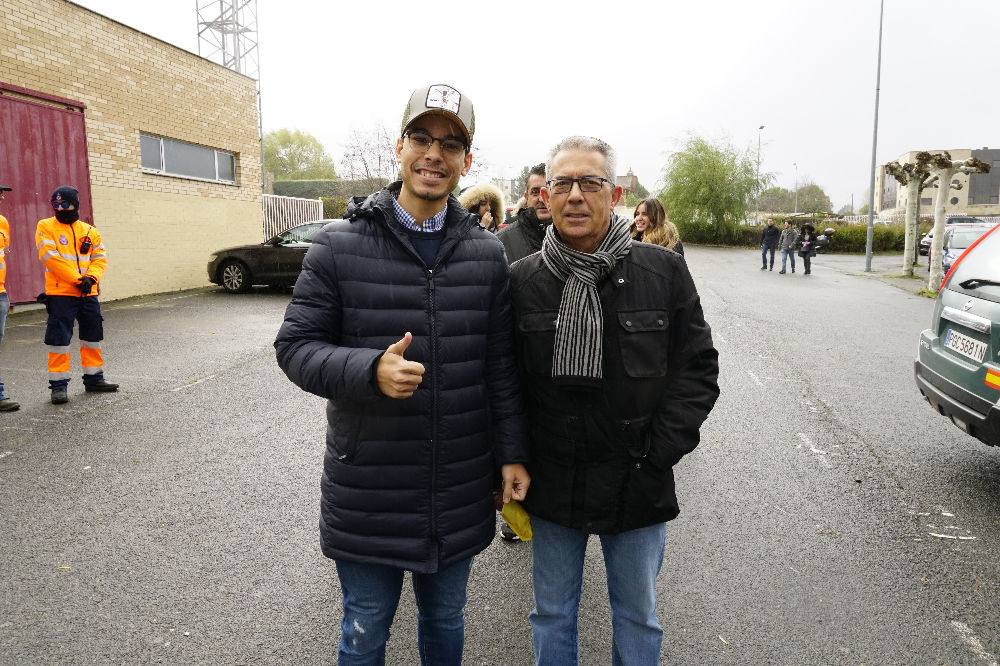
[427,267,438,551]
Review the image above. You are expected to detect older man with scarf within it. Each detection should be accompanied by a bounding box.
[510,136,719,665]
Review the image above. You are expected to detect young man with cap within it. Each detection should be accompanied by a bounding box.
[36,186,118,405]
[0,183,19,411]
[275,84,530,665]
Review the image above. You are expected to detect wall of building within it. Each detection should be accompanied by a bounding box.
[0,0,261,301]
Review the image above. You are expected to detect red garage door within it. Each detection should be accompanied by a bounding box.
[0,82,93,304]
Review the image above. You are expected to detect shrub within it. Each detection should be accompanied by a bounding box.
[680,220,923,253]
[321,196,347,219]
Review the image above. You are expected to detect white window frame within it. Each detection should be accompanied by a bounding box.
[140,133,237,185]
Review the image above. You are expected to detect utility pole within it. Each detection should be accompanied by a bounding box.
[793,162,798,214]
[864,0,885,271]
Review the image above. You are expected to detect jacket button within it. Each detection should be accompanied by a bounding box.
[635,462,642,469]
[617,278,625,284]
[625,320,632,327]
[657,319,664,326]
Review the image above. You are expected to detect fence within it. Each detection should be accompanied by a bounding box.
[262,194,323,240]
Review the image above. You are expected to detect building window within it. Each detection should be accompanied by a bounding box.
[140,133,236,185]
[950,197,959,205]
[920,197,932,206]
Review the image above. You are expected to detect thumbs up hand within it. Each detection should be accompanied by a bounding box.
[376,332,426,399]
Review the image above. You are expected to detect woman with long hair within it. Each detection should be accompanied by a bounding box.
[631,198,684,255]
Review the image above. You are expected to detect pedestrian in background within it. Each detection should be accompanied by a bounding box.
[274,84,530,665]
[498,163,551,264]
[777,219,798,274]
[760,218,780,271]
[797,223,817,275]
[511,136,719,664]
[36,186,118,405]
[631,198,684,256]
[0,183,19,411]
[458,182,506,233]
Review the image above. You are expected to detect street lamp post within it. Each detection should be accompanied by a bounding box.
[864,0,886,272]
[756,125,764,221]
[793,162,798,214]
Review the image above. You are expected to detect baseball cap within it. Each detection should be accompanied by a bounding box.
[401,84,475,147]
[51,185,80,210]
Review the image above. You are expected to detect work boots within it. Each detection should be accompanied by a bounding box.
[84,379,119,393]
[51,387,68,405]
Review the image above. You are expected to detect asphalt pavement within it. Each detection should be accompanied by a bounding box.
[1,246,998,665]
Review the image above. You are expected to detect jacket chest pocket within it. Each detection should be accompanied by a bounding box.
[517,310,558,376]
[617,310,669,378]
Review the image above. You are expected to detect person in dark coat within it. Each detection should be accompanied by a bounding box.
[511,136,720,663]
[274,84,530,666]
[497,163,550,264]
[760,218,780,270]
[797,223,817,275]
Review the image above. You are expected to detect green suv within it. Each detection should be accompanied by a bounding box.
[915,223,1000,446]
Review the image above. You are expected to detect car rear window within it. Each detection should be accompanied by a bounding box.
[949,225,1000,301]
[949,228,991,250]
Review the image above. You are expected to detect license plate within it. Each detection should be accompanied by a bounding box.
[944,328,988,363]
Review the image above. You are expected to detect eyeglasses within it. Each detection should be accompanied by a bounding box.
[546,176,613,195]
[527,187,542,197]
[404,130,467,156]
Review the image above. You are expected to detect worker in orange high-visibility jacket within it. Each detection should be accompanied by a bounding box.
[0,183,19,411]
[35,185,118,405]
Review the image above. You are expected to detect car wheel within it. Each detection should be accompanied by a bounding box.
[220,260,252,293]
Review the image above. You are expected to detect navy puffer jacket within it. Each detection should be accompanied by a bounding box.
[274,183,528,573]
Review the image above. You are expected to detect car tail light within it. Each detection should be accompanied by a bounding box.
[940,223,1000,291]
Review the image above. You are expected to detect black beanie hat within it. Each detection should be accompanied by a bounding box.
[51,186,80,210]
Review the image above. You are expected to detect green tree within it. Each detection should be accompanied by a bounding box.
[859,203,870,215]
[512,165,533,200]
[263,129,337,181]
[660,136,766,242]
[759,186,794,212]
[837,204,853,215]
[795,183,832,214]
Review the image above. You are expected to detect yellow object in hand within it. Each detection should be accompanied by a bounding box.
[500,500,533,541]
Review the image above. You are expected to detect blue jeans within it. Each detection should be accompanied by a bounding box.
[530,516,667,666]
[0,292,7,399]
[780,248,796,272]
[761,244,775,268]
[334,557,473,666]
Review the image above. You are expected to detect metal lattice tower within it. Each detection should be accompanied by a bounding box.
[196,0,259,79]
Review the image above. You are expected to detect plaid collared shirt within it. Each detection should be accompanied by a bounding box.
[392,196,447,233]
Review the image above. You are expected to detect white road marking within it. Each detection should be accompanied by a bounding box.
[950,621,998,665]
[170,374,217,392]
[797,433,827,455]
[930,533,977,541]
[0,451,12,460]
[746,369,764,387]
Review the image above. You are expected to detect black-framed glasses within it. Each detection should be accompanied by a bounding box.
[546,176,613,195]
[404,130,467,156]
[527,187,542,197]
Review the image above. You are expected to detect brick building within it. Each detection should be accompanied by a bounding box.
[0,0,261,303]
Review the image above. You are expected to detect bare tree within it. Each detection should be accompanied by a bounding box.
[884,153,932,276]
[339,123,399,191]
[922,151,991,289]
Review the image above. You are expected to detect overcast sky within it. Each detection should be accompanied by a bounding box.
[74,0,999,210]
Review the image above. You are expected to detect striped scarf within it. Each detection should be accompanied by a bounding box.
[541,215,633,381]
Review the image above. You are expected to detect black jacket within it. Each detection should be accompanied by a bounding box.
[510,241,719,533]
[760,224,780,248]
[497,208,548,264]
[274,183,528,573]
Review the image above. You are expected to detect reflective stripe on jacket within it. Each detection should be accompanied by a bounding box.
[35,217,107,297]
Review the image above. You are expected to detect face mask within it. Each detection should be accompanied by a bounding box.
[55,210,79,224]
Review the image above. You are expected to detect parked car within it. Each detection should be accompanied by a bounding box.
[208,220,336,293]
[942,224,994,274]
[914,222,1000,447]
[919,216,986,256]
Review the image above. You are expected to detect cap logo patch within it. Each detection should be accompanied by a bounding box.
[426,84,460,114]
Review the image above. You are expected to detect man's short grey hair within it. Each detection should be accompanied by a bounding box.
[545,136,617,182]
